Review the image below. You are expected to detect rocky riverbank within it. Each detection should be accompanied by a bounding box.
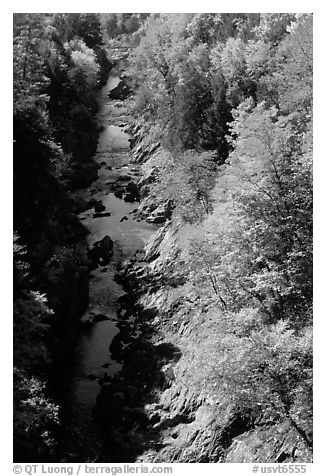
[93,122,313,463]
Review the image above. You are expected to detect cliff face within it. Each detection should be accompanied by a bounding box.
[93,134,312,462]
[115,212,312,463]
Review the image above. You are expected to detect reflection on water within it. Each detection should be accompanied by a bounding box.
[97,125,130,153]
[71,321,122,408]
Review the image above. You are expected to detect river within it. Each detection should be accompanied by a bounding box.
[60,72,158,461]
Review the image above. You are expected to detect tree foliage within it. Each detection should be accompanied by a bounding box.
[13,13,109,461]
[130,13,313,454]
[14,368,59,462]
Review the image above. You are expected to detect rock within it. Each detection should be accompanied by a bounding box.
[146,215,166,224]
[126,181,139,195]
[140,184,151,198]
[121,182,139,203]
[89,235,114,266]
[120,216,128,222]
[93,212,111,218]
[108,80,131,100]
[132,141,160,163]
[114,189,124,199]
[100,161,107,165]
[124,193,137,203]
[138,166,159,188]
[116,174,132,182]
[93,314,108,322]
[148,413,161,425]
[276,451,288,463]
[224,420,312,463]
[138,200,158,217]
[89,198,98,207]
[106,165,112,170]
[94,201,106,213]
[87,374,97,380]
[145,199,173,224]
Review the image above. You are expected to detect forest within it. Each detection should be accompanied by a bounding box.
[13,13,312,464]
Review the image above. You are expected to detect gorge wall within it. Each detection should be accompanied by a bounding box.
[94,130,312,463]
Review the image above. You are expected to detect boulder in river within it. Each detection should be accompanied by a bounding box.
[108,80,131,100]
[93,314,108,323]
[89,235,114,266]
[93,212,111,218]
[126,181,139,195]
[105,180,116,186]
[123,182,140,202]
[146,215,166,224]
[114,188,124,199]
[116,174,132,182]
[89,198,99,207]
[124,193,137,203]
[94,201,106,213]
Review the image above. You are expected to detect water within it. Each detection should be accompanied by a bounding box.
[61,74,158,461]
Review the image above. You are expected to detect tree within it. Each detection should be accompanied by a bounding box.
[13,234,53,374]
[130,15,233,155]
[253,13,295,44]
[13,14,49,111]
[148,149,217,223]
[218,37,257,107]
[65,39,100,92]
[187,99,312,325]
[274,14,313,115]
[186,314,312,450]
[14,369,59,462]
[77,13,103,48]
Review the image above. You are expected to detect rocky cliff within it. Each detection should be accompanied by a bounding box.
[93,127,312,463]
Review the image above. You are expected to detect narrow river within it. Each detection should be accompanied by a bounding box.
[60,72,158,461]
